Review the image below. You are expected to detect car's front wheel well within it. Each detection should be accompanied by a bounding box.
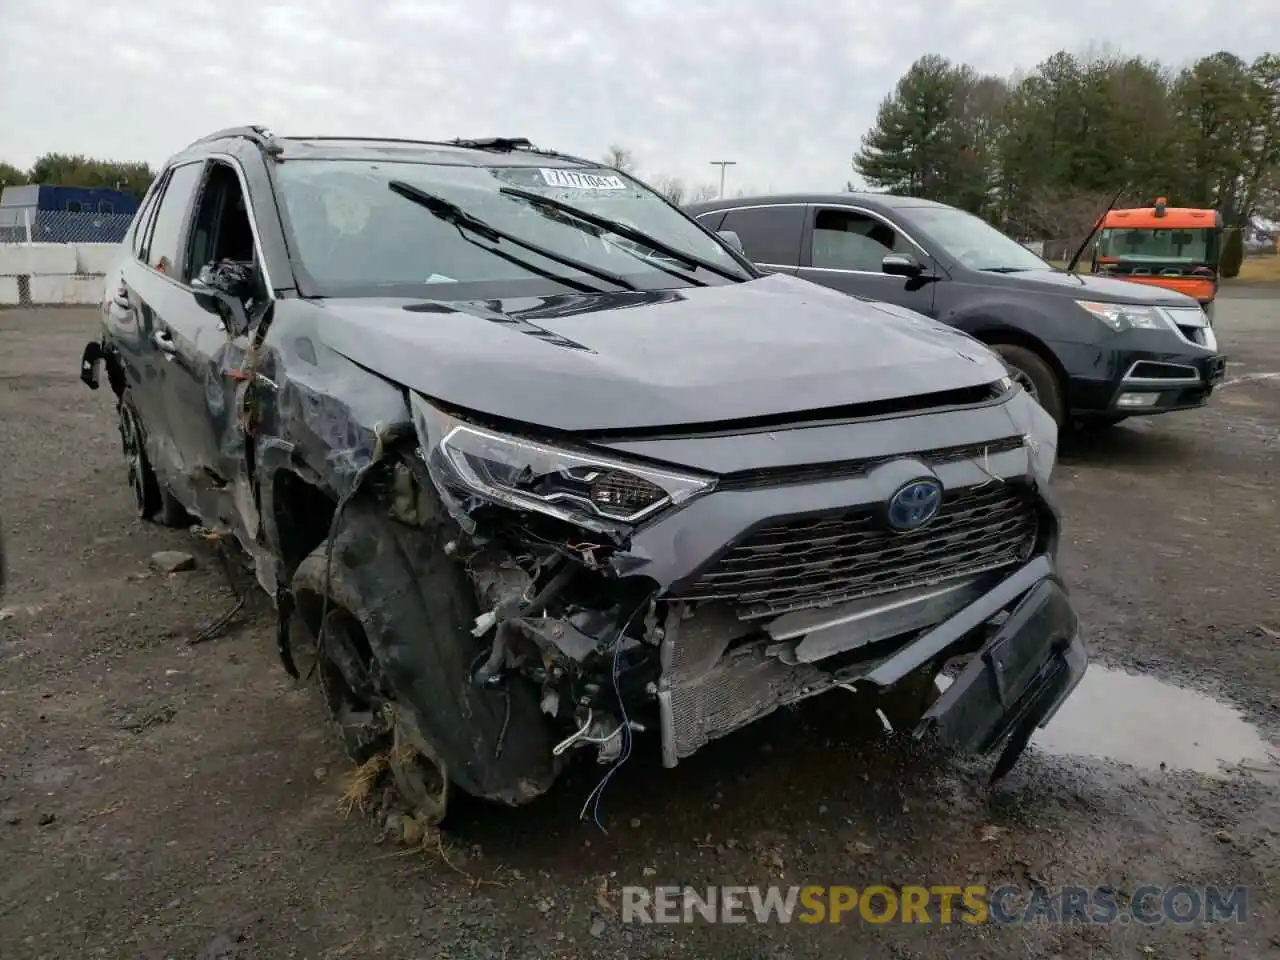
[970,328,1067,388]
[272,470,337,579]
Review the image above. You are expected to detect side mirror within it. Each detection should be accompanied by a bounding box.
[881,253,923,277]
[717,230,745,254]
[192,260,253,335]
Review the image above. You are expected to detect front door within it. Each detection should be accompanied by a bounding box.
[797,206,938,316]
[148,160,264,530]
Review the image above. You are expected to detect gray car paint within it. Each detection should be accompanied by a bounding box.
[302,274,1008,434]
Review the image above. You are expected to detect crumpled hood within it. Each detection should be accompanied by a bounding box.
[988,268,1202,307]
[311,273,1007,432]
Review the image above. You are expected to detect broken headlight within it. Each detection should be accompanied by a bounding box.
[409,393,715,530]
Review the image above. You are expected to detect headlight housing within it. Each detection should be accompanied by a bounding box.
[1075,300,1176,333]
[409,393,715,532]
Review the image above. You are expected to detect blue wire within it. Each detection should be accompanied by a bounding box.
[579,605,643,831]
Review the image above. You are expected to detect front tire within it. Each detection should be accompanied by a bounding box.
[992,344,1066,427]
[288,498,559,822]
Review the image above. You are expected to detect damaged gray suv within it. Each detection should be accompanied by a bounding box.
[80,127,1087,823]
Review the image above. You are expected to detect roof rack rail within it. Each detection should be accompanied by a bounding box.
[284,136,454,147]
[450,137,534,152]
[189,125,283,155]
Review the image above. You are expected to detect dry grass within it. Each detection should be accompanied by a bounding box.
[1236,256,1280,283]
[339,751,390,816]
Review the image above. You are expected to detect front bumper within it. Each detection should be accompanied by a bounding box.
[912,574,1085,757]
[1060,330,1226,417]
[654,551,1085,767]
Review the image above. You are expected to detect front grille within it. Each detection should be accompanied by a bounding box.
[717,436,1025,491]
[678,483,1040,619]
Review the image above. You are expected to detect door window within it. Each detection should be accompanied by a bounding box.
[144,162,204,277]
[810,209,913,271]
[717,205,806,266]
[130,180,165,258]
[187,162,259,276]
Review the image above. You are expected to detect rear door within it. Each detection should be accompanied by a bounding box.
[103,172,166,420]
[797,204,939,316]
[120,160,209,501]
[160,159,267,529]
[708,204,806,275]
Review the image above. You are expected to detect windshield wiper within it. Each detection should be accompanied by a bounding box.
[499,186,751,284]
[980,267,1032,273]
[387,180,637,292]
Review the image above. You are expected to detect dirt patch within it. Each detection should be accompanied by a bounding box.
[1,302,1278,959]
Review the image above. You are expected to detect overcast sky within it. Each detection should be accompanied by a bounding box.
[1,0,1276,193]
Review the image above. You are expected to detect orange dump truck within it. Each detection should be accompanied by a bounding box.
[1090,198,1222,318]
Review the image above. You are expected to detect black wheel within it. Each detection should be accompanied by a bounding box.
[992,344,1066,427]
[288,498,558,823]
[117,392,163,520]
[117,391,192,527]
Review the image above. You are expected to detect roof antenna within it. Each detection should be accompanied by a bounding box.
[1065,182,1127,275]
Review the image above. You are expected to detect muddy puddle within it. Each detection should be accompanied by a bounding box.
[938,665,1277,775]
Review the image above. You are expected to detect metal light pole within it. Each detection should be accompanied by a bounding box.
[709,160,737,199]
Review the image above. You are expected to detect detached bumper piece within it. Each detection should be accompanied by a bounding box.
[915,578,1086,780]
[656,553,1086,777]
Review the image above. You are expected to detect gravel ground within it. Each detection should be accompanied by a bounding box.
[1,296,1278,960]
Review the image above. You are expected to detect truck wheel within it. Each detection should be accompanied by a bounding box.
[288,498,559,823]
[992,344,1065,427]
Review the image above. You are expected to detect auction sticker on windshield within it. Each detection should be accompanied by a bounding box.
[539,168,627,190]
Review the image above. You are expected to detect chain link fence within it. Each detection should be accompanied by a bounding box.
[0,209,136,244]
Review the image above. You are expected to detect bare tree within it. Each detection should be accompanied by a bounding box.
[1005,186,1117,259]
[653,176,686,205]
[602,144,637,173]
[689,183,719,202]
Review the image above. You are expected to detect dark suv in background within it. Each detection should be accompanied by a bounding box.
[687,194,1227,429]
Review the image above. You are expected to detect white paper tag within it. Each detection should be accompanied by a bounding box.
[538,168,626,190]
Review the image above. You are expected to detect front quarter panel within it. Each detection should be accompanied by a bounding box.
[937,283,1094,347]
[254,300,413,499]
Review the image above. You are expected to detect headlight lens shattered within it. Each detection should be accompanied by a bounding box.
[410,393,714,529]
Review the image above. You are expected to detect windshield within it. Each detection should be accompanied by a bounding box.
[905,206,1053,272]
[273,159,747,296]
[1097,227,1214,264]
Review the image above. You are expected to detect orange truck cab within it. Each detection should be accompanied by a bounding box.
[1090,199,1222,320]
